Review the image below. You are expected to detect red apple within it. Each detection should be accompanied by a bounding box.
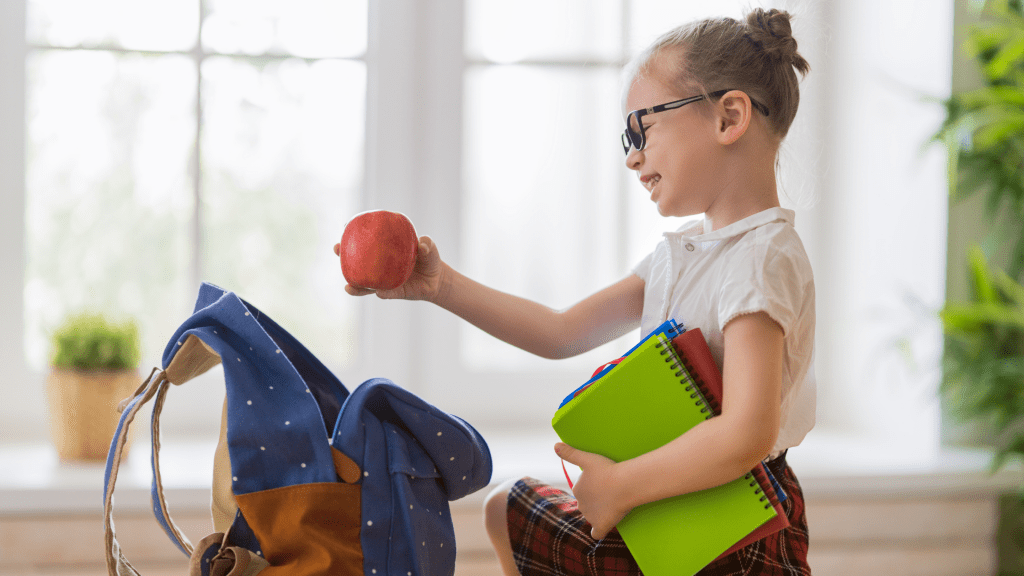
[339,210,419,290]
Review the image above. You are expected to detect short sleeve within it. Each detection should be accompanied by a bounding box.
[632,251,654,282]
[717,227,812,337]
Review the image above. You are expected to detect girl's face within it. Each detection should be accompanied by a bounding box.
[623,66,722,218]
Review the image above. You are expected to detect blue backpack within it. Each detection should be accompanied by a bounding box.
[103,283,493,576]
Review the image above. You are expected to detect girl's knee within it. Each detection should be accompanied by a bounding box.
[483,478,519,535]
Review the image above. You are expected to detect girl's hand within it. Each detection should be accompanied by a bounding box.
[333,235,447,303]
[554,442,633,540]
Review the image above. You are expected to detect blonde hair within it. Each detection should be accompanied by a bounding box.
[623,8,810,139]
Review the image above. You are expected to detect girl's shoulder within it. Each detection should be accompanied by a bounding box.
[749,219,810,263]
[746,222,814,289]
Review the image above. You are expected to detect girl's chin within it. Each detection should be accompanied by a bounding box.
[652,192,673,216]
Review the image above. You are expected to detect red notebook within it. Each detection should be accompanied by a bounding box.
[669,328,790,557]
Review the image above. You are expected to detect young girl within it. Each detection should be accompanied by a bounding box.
[337,8,814,575]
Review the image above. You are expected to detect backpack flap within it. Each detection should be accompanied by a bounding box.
[161,283,343,495]
[331,379,493,576]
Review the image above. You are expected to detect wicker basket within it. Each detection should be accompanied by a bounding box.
[45,368,140,462]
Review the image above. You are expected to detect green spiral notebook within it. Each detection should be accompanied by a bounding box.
[551,334,777,576]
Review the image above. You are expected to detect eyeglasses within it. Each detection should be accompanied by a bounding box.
[621,89,770,155]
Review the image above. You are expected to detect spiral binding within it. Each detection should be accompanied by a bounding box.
[657,335,778,511]
[664,321,685,339]
[746,474,769,508]
[747,468,783,511]
[655,338,714,418]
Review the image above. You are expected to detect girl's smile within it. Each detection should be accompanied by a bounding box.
[639,173,660,192]
[639,174,660,210]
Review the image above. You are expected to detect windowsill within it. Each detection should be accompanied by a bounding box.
[1,430,1020,516]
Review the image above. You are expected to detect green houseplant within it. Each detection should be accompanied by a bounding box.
[47,313,141,461]
[935,5,1024,569]
[936,0,1024,468]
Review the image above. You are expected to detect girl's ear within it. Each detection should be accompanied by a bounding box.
[715,90,753,145]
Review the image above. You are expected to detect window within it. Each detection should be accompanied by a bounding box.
[1,0,952,454]
[24,0,368,376]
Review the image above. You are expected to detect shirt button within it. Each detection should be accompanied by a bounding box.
[685,243,695,251]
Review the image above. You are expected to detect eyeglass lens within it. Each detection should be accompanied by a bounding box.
[624,112,643,152]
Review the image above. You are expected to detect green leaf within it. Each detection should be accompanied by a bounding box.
[969,245,1000,303]
[984,33,1024,79]
[941,301,1024,331]
[956,85,1024,109]
[966,25,1008,59]
[995,267,1024,305]
[974,112,1024,148]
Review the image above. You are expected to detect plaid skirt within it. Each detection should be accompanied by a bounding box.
[506,452,810,576]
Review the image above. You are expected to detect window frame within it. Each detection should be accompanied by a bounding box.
[0,0,33,442]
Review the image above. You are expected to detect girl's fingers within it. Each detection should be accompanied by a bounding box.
[345,284,375,296]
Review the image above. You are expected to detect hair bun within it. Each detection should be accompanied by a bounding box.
[745,8,810,75]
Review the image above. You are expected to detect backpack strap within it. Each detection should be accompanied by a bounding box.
[103,368,164,576]
[145,332,226,556]
[104,332,226,574]
[150,370,195,557]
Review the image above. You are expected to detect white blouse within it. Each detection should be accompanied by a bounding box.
[633,207,816,455]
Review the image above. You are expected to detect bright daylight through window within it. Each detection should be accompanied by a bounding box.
[24,0,367,373]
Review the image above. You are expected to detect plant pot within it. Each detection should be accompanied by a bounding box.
[45,368,140,462]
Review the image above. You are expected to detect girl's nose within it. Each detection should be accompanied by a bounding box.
[625,146,643,170]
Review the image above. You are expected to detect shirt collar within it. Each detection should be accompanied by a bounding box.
[665,207,795,243]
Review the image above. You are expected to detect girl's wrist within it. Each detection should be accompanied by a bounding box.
[614,458,647,512]
[431,262,456,307]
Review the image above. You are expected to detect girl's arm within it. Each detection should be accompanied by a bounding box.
[557,310,783,539]
[338,236,645,359]
[433,261,645,360]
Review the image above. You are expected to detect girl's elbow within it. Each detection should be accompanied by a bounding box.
[730,425,777,470]
[530,338,579,360]
[744,429,778,466]
[733,409,781,466]
[538,318,590,359]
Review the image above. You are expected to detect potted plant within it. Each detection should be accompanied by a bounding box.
[47,313,141,462]
[935,0,1024,462]
[935,2,1024,571]
[940,247,1024,465]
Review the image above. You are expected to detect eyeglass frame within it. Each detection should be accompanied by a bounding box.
[621,89,771,155]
